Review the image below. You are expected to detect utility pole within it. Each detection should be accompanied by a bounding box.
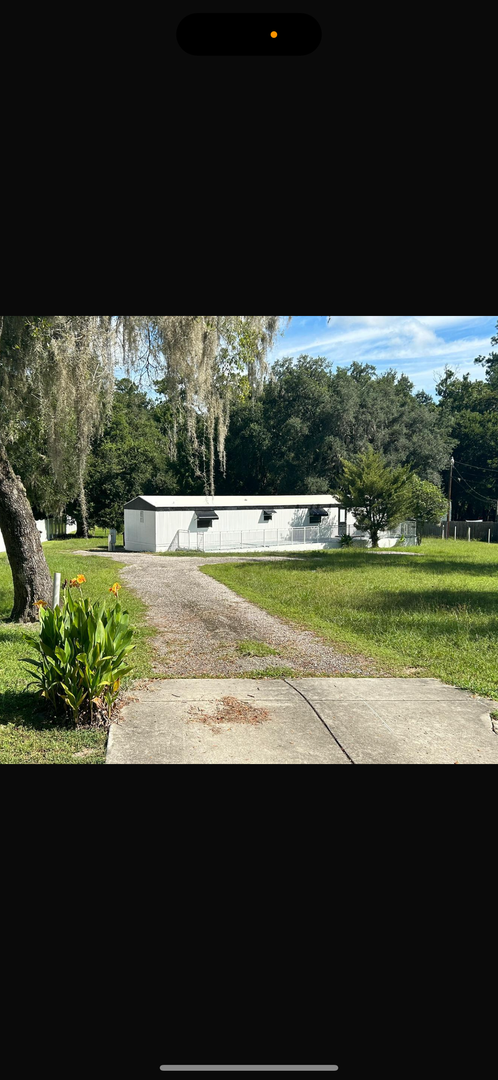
[446,456,455,540]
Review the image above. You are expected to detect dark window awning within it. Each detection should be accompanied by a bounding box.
[310,506,329,518]
[263,508,277,516]
[195,509,220,520]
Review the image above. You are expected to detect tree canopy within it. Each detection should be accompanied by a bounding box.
[83,380,179,530]
[218,356,453,495]
[436,319,498,520]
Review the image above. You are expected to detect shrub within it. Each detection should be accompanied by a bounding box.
[339,533,354,548]
[21,578,136,727]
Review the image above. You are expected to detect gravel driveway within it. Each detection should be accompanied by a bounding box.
[76,552,378,678]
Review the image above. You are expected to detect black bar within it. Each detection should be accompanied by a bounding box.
[177,15,322,56]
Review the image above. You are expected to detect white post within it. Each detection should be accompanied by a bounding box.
[52,573,61,610]
[108,529,117,552]
[488,529,491,544]
[454,527,457,541]
[442,526,445,540]
[468,527,471,542]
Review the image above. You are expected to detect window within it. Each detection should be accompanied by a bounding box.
[309,506,329,526]
[140,511,145,524]
[264,509,276,522]
[195,509,219,529]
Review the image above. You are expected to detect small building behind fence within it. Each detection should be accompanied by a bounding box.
[0,515,76,554]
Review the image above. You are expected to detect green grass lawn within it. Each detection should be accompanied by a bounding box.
[0,535,155,764]
[201,538,498,700]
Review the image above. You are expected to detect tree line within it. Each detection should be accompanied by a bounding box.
[13,345,498,532]
[1,316,497,620]
[6,360,455,529]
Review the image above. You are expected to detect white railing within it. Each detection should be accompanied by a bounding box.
[169,530,205,552]
[168,520,418,553]
[170,526,329,552]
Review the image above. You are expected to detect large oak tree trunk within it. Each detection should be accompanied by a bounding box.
[0,441,53,622]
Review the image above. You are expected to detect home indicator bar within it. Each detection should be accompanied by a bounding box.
[160,1070,339,1074]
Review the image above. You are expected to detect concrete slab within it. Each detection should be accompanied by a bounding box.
[289,677,474,701]
[107,680,351,765]
[290,679,498,765]
[106,677,498,765]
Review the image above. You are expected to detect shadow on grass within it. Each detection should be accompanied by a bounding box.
[224,551,498,578]
[0,689,66,731]
[83,547,125,553]
[327,585,498,618]
[0,629,33,643]
[68,545,126,553]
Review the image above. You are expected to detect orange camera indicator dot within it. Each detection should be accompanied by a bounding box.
[271,31,278,38]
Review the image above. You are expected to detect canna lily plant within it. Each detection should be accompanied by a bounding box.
[21,575,136,727]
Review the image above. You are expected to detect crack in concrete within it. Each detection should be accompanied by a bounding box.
[283,679,356,765]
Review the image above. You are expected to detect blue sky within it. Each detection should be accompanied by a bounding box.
[269,316,497,395]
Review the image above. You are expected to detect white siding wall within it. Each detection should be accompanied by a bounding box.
[155,510,194,549]
[125,510,157,552]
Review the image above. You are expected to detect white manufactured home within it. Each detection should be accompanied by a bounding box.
[124,495,417,553]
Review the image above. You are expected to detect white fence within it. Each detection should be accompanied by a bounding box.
[170,520,418,553]
[171,526,328,553]
[422,520,498,544]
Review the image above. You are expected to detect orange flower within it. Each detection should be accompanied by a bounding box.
[77,575,87,585]
[35,600,48,609]
[109,582,122,596]
[70,579,79,588]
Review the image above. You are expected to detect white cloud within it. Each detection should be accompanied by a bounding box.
[271,316,496,395]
